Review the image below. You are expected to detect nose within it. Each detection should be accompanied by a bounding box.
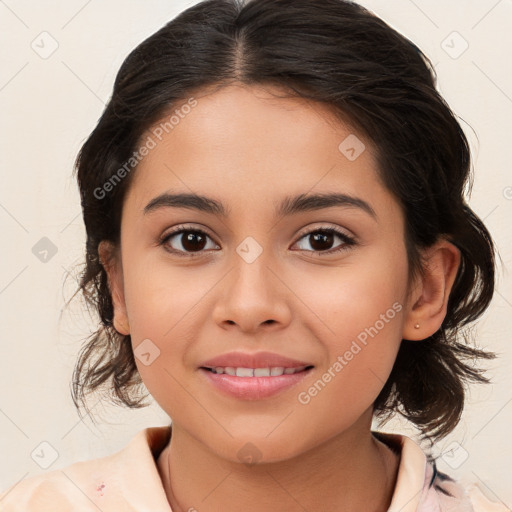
[212,245,292,334]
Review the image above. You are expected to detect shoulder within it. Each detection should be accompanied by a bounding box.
[374,430,508,512]
[0,425,172,512]
[0,456,121,511]
[464,482,510,512]
[420,458,509,512]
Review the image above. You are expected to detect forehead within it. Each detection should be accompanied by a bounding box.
[124,84,396,220]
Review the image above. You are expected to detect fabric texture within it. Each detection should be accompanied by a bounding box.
[0,425,507,511]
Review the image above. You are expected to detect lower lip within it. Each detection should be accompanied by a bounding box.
[199,368,313,400]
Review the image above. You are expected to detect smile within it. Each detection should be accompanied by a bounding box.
[199,365,314,400]
[202,365,311,377]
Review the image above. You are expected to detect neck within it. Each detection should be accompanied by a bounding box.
[156,418,400,512]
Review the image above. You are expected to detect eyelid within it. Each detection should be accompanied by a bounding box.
[161,222,354,241]
[160,223,217,242]
[292,224,357,255]
[295,222,354,241]
[159,223,220,252]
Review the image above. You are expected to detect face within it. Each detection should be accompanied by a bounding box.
[103,84,415,463]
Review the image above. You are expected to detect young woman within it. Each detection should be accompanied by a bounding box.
[1,0,506,510]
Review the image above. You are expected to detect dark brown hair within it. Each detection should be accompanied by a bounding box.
[67,0,498,442]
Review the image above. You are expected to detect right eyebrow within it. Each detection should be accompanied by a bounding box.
[144,192,229,216]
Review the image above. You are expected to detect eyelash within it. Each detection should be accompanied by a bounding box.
[159,223,357,258]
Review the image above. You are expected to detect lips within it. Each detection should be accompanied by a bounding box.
[204,366,309,377]
[199,351,313,370]
[198,351,314,400]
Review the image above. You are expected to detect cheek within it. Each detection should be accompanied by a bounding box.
[298,245,406,333]
[122,254,209,339]
[123,264,196,413]
[121,255,217,393]
[327,272,405,347]
[296,248,407,384]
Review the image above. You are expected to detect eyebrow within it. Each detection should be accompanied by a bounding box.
[143,191,377,220]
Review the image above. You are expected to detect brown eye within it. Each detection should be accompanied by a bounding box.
[179,231,208,252]
[309,231,335,251]
[294,228,356,255]
[160,227,219,256]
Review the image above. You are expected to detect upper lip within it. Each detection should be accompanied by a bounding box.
[199,351,314,369]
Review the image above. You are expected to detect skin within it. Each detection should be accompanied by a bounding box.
[99,83,460,512]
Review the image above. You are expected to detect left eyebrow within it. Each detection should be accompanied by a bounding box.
[277,192,377,220]
[143,191,377,220]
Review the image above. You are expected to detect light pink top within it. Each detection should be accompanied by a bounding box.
[0,426,507,511]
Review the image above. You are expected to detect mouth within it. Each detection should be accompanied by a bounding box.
[200,365,314,377]
[198,365,314,400]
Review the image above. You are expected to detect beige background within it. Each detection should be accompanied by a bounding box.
[1,0,511,506]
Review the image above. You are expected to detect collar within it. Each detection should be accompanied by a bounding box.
[372,431,430,512]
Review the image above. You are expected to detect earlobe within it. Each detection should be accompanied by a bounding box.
[98,240,130,336]
[402,239,461,341]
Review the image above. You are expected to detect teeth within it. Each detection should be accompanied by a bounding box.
[209,366,307,377]
[236,367,254,377]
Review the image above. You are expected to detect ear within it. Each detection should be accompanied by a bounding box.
[98,240,130,336]
[402,239,461,340]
